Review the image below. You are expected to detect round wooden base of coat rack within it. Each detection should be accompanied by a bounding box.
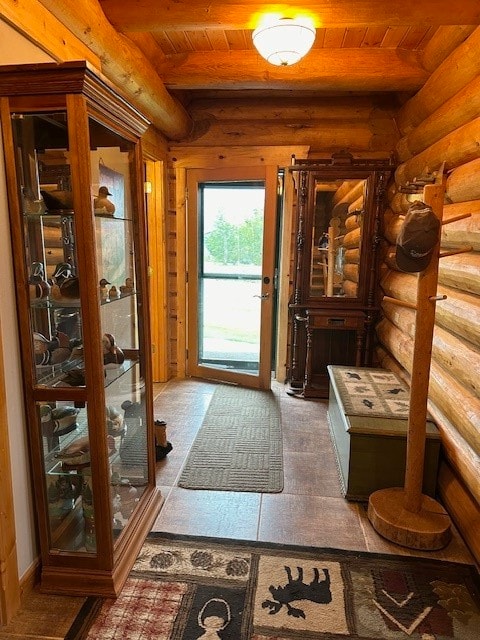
[368,487,452,550]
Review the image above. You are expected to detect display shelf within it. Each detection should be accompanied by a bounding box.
[0,61,161,597]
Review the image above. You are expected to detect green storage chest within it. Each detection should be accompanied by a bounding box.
[327,365,441,502]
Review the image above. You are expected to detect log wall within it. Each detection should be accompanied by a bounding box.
[376,26,480,564]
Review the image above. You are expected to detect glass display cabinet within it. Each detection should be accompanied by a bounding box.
[288,153,393,398]
[0,62,162,596]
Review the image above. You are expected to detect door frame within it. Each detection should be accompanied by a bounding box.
[185,165,278,389]
[169,145,309,382]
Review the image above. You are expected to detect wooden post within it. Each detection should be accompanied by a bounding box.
[368,172,452,550]
[327,226,335,296]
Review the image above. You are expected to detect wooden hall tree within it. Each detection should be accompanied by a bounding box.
[368,172,454,550]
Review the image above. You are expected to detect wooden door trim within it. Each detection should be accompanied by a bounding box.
[145,159,169,382]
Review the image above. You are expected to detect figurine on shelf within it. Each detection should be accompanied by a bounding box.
[29,262,50,301]
[119,277,134,296]
[40,405,79,437]
[102,332,125,368]
[108,285,120,300]
[94,186,115,216]
[99,278,110,301]
[50,262,74,287]
[33,332,51,365]
[49,262,80,303]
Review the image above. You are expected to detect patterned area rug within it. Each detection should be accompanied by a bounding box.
[328,365,412,419]
[177,385,283,492]
[67,533,480,639]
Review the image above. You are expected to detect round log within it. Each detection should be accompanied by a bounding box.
[420,26,477,73]
[397,26,480,134]
[343,263,359,283]
[333,180,359,205]
[344,248,360,264]
[343,227,361,249]
[375,346,480,504]
[382,301,480,397]
[376,317,480,453]
[438,253,480,295]
[395,117,480,187]
[384,213,404,245]
[348,195,364,213]
[342,280,358,297]
[389,192,414,214]
[345,214,360,232]
[396,74,480,162]
[446,158,480,203]
[335,180,365,208]
[442,212,480,251]
[435,285,480,349]
[39,0,193,140]
[443,199,480,219]
[385,203,480,251]
[438,463,480,563]
[381,270,480,348]
[184,120,386,150]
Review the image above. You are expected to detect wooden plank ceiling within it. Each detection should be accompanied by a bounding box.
[98,0,480,103]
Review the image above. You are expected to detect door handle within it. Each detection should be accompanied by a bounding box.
[254,293,270,299]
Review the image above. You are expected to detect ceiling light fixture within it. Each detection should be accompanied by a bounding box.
[252,17,316,66]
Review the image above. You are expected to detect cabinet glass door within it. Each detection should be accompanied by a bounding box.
[10,110,148,553]
[89,116,148,542]
[12,111,91,552]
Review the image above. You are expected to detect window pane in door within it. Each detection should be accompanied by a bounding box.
[198,182,265,374]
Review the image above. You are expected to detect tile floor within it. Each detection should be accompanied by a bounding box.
[152,377,475,563]
[1,376,476,638]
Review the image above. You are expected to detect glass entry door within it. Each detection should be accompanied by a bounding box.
[187,167,277,389]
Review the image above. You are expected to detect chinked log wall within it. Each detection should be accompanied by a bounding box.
[375,26,480,564]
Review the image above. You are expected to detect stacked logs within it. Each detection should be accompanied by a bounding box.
[376,26,480,563]
[332,180,364,297]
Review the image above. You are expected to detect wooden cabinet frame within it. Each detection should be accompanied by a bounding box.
[0,62,162,597]
[288,153,393,397]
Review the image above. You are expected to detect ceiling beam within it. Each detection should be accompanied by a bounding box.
[159,49,428,92]
[38,0,193,141]
[99,0,480,31]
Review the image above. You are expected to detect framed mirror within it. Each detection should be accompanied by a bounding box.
[310,177,367,299]
[290,154,394,309]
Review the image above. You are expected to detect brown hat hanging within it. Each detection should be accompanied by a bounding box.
[396,201,440,273]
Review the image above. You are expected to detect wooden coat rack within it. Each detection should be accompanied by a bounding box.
[368,167,472,550]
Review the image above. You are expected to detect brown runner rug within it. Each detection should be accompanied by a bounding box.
[177,385,283,492]
[67,533,480,639]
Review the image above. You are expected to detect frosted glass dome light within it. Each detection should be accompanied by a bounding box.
[252,17,316,66]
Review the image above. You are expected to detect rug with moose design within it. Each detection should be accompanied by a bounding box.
[67,533,480,640]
